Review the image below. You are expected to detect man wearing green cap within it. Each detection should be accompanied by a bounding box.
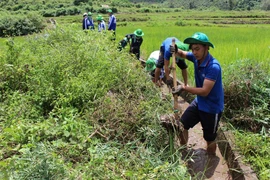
[170,32,224,156]
[107,9,116,40]
[96,15,106,32]
[118,29,144,60]
[154,37,189,87]
[87,12,94,30]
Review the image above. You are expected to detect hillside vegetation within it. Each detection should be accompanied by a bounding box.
[0,26,190,179]
[1,0,270,37]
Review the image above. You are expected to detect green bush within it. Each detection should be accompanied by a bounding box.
[223,59,270,132]
[0,25,188,179]
[0,12,45,37]
[235,131,270,180]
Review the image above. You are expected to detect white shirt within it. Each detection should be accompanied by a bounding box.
[148,50,164,79]
[148,50,160,61]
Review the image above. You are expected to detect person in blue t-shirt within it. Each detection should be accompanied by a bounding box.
[154,37,189,87]
[82,13,89,30]
[170,32,224,156]
[87,12,94,30]
[107,9,116,40]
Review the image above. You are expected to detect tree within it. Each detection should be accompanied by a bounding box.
[262,0,270,10]
[73,0,89,6]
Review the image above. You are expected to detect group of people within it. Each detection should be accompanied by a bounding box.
[83,10,224,155]
[145,32,224,156]
[82,9,116,35]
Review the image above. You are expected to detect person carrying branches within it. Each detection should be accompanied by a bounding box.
[170,32,224,155]
[118,29,144,60]
[154,37,189,87]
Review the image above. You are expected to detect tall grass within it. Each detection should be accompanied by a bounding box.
[0,25,190,179]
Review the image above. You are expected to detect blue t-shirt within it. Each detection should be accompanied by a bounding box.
[161,37,181,60]
[186,52,224,114]
[108,14,116,31]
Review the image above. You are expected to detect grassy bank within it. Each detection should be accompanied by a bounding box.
[0,26,189,179]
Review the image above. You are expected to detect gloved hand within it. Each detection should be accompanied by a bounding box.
[170,44,178,54]
[172,85,184,96]
[166,77,173,88]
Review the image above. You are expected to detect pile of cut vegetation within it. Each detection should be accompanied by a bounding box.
[0,25,189,179]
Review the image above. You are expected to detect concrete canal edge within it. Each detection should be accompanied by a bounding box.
[217,122,258,180]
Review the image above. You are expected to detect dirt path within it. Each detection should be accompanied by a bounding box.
[160,85,232,180]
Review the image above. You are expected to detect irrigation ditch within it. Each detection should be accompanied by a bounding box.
[139,59,258,180]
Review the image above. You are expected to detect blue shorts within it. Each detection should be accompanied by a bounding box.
[180,100,222,142]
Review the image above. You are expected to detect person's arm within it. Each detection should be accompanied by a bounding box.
[183,79,215,96]
[175,49,188,59]
[181,68,188,86]
[164,58,170,81]
[139,38,143,47]
[103,22,106,31]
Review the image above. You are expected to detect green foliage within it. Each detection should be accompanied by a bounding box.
[0,25,187,179]
[175,19,188,26]
[223,59,270,133]
[6,143,68,179]
[73,0,89,6]
[0,12,45,37]
[235,130,270,180]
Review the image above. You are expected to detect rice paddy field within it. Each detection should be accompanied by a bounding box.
[114,11,270,85]
[50,10,270,82]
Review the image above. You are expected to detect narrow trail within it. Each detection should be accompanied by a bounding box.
[160,85,232,180]
[139,59,257,179]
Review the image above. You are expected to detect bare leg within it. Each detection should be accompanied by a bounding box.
[207,141,217,155]
[154,67,161,86]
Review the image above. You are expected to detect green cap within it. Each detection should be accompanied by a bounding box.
[184,32,214,48]
[88,12,92,16]
[145,58,156,71]
[96,15,103,21]
[134,29,144,37]
[175,41,189,51]
[107,9,112,13]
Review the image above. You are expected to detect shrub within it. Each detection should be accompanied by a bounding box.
[223,59,270,132]
[0,25,188,179]
[0,12,45,37]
